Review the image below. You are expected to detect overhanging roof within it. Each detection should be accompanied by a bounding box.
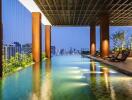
[35,0,132,26]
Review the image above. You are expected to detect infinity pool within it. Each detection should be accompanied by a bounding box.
[0,55,132,100]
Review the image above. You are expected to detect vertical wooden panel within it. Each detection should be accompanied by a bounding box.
[32,12,41,62]
[0,0,3,77]
[100,15,109,57]
[45,25,51,59]
[90,25,96,56]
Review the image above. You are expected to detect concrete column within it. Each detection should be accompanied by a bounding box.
[45,25,51,59]
[100,15,109,57]
[90,24,96,56]
[0,0,3,77]
[32,12,41,62]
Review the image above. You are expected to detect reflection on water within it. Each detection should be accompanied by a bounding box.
[41,59,52,100]
[88,59,114,100]
[87,58,132,100]
[0,55,132,100]
[0,80,2,100]
[32,62,41,100]
[90,60,96,72]
[32,60,52,100]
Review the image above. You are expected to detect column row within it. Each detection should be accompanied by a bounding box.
[0,12,51,77]
[32,12,51,63]
[90,15,109,58]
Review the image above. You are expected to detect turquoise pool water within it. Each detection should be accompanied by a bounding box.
[0,55,132,100]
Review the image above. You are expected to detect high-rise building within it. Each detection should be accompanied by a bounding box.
[3,44,8,60]
[13,42,22,54]
[3,42,32,60]
[22,43,32,54]
[3,42,22,59]
[3,44,16,59]
[51,46,56,55]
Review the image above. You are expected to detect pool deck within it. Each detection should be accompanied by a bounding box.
[83,55,132,76]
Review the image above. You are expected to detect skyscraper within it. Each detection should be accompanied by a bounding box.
[3,42,22,59]
[13,42,22,54]
[51,46,56,56]
[3,44,16,59]
[22,43,32,54]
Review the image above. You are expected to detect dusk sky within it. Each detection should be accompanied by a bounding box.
[2,0,132,50]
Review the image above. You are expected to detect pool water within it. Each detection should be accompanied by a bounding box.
[0,55,132,100]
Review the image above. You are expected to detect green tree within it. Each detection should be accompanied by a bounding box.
[42,52,46,60]
[111,31,126,51]
[2,52,46,76]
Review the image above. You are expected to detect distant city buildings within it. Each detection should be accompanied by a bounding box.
[50,46,89,56]
[3,42,32,59]
[3,42,89,59]
[3,44,16,59]
[22,43,32,54]
[13,42,21,54]
[51,46,56,56]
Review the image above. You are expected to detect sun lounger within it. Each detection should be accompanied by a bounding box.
[109,50,130,62]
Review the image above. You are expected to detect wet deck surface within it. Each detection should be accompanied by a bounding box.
[84,55,132,76]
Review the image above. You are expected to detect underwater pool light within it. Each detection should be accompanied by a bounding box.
[69,75,86,79]
[72,61,92,64]
[66,66,80,69]
[97,65,104,68]
[77,82,88,86]
[68,70,81,74]
[81,69,89,72]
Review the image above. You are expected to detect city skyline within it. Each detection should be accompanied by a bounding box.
[2,0,132,50]
[3,42,32,59]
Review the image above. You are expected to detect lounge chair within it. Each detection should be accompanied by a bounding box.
[103,51,120,60]
[90,51,100,57]
[108,51,120,58]
[109,50,130,62]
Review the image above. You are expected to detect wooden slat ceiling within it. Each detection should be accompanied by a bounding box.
[35,0,132,26]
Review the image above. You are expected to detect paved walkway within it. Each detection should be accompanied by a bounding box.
[83,55,132,76]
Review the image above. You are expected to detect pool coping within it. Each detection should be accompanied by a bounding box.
[82,55,132,76]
